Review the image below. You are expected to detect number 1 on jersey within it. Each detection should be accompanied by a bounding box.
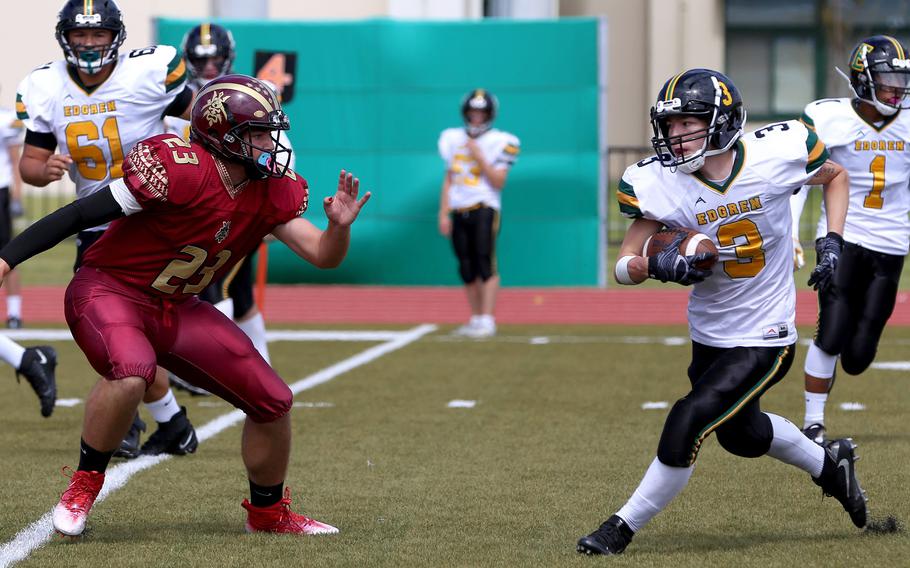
[864,155,885,209]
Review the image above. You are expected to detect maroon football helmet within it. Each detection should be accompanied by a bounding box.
[190,74,292,179]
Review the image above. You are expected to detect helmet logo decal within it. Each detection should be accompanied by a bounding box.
[717,81,733,106]
[851,43,874,71]
[75,13,102,25]
[202,91,231,126]
[654,98,681,113]
[468,95,487,109]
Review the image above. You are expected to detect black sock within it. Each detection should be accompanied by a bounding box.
[249,480,284,508]
[78,438,114,473]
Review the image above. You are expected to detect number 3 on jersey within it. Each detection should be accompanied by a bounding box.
[717,219,765,278]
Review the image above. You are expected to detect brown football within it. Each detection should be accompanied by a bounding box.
[643,227,718,270]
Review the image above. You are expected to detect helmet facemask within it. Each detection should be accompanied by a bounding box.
[220,111,292,180]
[650,76,745,174]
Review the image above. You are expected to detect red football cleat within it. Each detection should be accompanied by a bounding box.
[242,488,339,535]
[52,467,105,536]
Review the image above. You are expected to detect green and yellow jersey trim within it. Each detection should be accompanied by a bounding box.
[799,111,815,131]
[692,139,746,194]
[15,93,28,120]
[616,179,642,218]
[851,101,900,133]
[805,129,830,173]
[165,52,187,92]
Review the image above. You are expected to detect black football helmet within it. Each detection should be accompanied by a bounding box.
[181,23,236,87]
[650,68,746,174]
[840,35,910,115]
[55,0,126,75]
[461,88,498,138]
[190,74,292,180]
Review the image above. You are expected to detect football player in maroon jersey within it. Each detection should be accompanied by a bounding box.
[0,74,370,537]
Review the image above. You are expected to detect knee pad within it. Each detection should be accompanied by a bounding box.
[715,415,773,458]
[805,342,837,379]
[250,382,293,423]
[840,349,874,376]
[657,390,723,467]
[458,260,477,284]
[476,254,494,281]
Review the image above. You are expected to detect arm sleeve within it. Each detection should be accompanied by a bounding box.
[24,129,56,151]
[0,187,124,268]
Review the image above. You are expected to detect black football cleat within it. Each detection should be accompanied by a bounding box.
[7,316,22,329]
[577,515,634,555]
[114,414,147,459]
[802,423,827,445]
[17,346,57,418]
[812,437,867,528]
[139,406,198,456]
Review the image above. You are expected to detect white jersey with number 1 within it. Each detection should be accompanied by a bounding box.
[16,45,187,200]
[618,120,829,348]
[801,98,910,255]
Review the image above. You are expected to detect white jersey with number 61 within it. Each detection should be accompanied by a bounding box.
[16,45,187,199]
[801,98,910,255]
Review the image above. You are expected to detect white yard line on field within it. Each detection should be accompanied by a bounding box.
[0,324,436,568]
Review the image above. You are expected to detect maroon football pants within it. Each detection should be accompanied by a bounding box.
[65,267,292,423]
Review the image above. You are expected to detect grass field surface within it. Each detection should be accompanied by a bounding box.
[0,324,907,567]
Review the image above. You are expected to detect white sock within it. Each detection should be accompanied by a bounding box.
[480,314,495,328]
[145,389,180,423]
[804,391,828,428]
[7,295,22,319]
[0,334,25,369]
[765,413,825,478]
[213,298,234,320]
[237,312,270,364]
[616,457,694,532]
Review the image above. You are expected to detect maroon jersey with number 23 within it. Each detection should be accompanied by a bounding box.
[82,133,308,300]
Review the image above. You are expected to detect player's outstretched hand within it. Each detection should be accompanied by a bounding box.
[324,169,371,227]
[647,232,714,286]
[808,231,844,292]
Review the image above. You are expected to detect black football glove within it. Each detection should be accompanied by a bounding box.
[808,231,844,292]
[647,232,715,286]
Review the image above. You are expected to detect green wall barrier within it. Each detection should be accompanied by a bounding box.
[157,18,603,286]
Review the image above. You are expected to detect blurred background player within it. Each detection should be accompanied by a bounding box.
[16,0,197,457]
[791,35,910,445]
[0,87,57,417]
[438,89,520,338]
[165,24,293,398]
[576,69,863,556]
[0,91,26,328]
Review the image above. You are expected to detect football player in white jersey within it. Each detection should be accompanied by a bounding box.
[16,0,197,458]
[160,24,287,391]
[791,35,910,445]
[438,89,520,338]
[0,99,57,417]
[576,69,864,556]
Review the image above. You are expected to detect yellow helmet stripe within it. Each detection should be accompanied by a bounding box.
[196,82,275,113]
[665,71,686,101]
[884,35,905,60]
[201,23,211,46]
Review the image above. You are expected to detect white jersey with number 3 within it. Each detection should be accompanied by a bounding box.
[801,98,910,255]
[16,45,187,199]
[618,120,829,347]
